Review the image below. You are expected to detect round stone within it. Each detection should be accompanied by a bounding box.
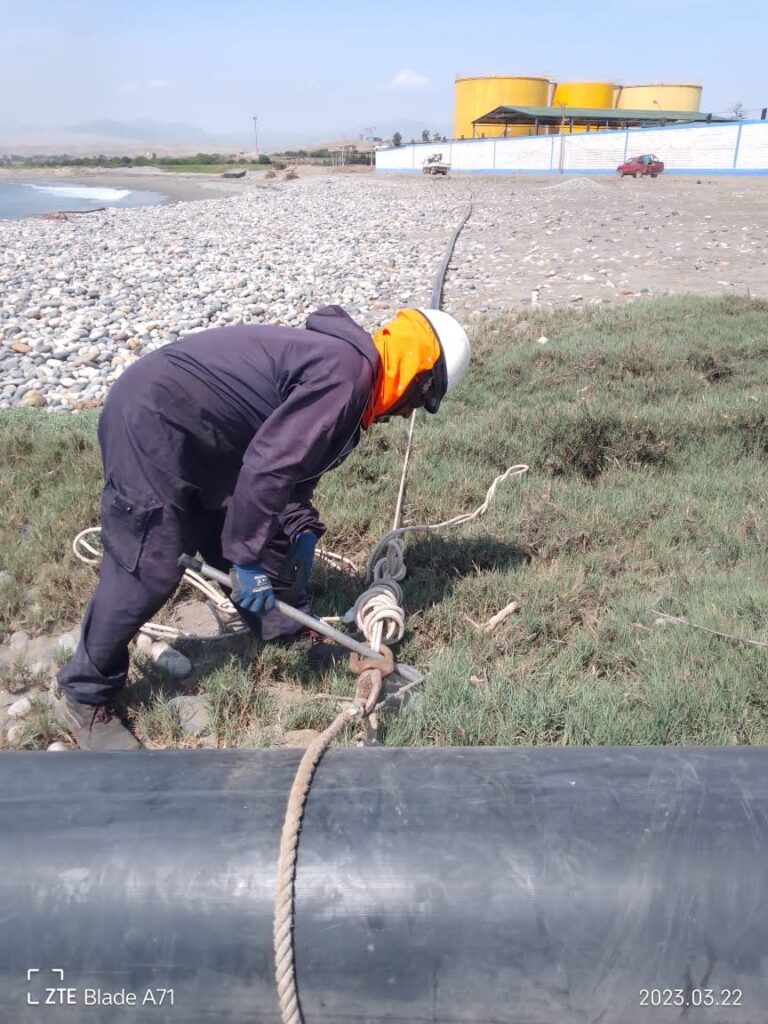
[7,696,33,720]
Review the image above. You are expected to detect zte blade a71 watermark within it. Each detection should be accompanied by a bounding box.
[25,969,175,1010]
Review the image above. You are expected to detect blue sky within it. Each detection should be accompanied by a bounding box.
[1,0,765,140]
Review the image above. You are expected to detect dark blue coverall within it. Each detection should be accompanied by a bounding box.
[58,306,378,706]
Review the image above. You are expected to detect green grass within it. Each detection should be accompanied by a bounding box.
[3,295,768,747]
[0,413,102,633]
[158,164,262,175]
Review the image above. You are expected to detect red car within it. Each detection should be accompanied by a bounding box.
[617,154,664,178]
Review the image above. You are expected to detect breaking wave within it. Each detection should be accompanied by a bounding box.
[23,185,131,202]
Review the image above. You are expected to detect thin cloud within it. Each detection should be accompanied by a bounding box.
[389,69,431,91]
[120,78,171,93]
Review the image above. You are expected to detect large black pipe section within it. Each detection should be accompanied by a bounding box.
[1,747,766,1023]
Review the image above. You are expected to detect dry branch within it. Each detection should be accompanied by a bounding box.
[464,601,520,634]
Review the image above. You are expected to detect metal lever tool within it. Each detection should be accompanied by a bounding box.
[178,554,386,662]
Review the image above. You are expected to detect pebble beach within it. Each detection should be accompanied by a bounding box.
[2,169,767,413]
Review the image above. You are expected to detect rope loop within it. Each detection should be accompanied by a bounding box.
[371,536,406,582]
[353,579,405,646]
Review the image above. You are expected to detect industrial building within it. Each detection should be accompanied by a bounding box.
[377,73,767,176]
[453,76,705,139]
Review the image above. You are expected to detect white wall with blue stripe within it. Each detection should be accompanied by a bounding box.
[376,121,768,175]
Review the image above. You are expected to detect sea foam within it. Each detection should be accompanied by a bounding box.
[24,184,131,202]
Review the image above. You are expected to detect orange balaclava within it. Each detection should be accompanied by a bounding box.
[362,310,442,428]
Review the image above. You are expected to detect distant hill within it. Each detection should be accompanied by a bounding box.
[0,118,236,157]
[0,116,451,157]
[65,118,219,144]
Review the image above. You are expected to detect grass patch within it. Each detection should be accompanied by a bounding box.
[3,295,768,747]
[0,412,102,632]
[158,164,263,175]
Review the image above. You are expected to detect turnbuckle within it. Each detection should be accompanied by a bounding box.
[348,643,395,743]
[348,644,393,714]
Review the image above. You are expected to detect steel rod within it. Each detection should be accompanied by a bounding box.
[180,555,386,661]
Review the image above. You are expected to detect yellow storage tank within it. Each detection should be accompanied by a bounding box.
[453,76,550,139]
[615,83,702,112]
[550,81,615,132]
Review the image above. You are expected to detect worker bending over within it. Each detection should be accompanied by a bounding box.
[56,305,470,751]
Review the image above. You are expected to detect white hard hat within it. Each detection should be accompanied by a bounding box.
[417,308,471,397]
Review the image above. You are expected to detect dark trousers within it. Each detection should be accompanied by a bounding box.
[58,488,309,706]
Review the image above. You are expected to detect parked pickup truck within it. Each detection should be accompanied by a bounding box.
[617,154,664,178]
[422,153,450,175]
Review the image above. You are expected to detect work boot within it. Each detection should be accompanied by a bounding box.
[55,695,141,752]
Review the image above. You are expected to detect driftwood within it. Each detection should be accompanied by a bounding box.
[463,601,520,634]
[38,207,107,220]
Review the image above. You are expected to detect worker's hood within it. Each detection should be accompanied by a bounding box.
[362,310,447,428]
[305,306,380,377]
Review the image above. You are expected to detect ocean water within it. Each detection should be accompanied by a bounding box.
[0,181,167,220]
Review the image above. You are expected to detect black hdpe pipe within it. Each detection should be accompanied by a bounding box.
[1,746,766,1023]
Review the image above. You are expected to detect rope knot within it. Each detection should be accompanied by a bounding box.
[372,537,406,582]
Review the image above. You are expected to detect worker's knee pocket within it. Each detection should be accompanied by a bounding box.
[100,481,162,574]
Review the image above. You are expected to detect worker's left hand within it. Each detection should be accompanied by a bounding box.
[282,531,317,593]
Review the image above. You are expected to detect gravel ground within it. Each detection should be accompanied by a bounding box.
[442,174,768,314]
[1,170,767,412]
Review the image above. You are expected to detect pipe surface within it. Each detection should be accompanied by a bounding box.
[1,747,767,1023]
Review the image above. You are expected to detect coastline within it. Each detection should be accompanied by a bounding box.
[0,166,265,206]
[2,173,767,414]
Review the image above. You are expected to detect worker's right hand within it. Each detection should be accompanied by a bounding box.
[230,563,276,615]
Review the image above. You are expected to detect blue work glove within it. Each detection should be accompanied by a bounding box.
[230,563,276,615]
[282,531,317,593]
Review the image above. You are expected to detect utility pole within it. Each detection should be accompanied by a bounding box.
[252,114,259,158]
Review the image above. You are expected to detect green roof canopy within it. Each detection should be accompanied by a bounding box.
[473,106,733,130]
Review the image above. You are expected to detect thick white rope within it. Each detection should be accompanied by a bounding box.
[315,546,360,574]
[72,527,103,565]
[353,580,405,646]
[391,410,417,532]
[73,527,249,641]
[270,442,530,1024]
[273,704,363,1024]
